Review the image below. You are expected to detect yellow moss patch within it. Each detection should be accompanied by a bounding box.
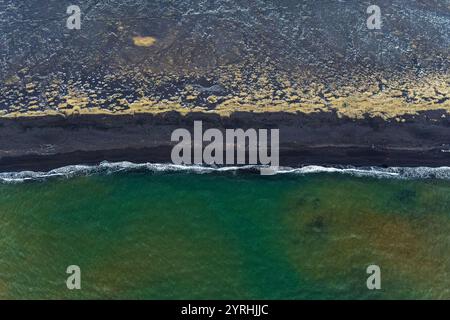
[132,36,157,47]
[1,65,449,119]
[207,95,218,104]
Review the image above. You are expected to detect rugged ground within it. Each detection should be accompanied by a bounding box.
[0,0,449,119]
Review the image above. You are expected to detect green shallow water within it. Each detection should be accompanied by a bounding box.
[0,171,449,299]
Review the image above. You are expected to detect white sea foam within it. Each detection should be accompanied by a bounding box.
[0,161,449,183]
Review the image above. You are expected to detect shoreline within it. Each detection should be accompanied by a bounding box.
[0,146,449,174]
[2,161,450,183]
[0,111,449,173]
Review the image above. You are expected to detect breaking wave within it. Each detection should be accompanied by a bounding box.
[1,161,450,183]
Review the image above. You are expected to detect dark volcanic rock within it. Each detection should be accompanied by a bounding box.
[1,0,449,77]
[0,1,448,118]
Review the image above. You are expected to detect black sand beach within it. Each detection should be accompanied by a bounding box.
[0,111,449,172]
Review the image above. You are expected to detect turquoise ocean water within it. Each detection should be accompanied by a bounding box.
[0,163,449,299]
